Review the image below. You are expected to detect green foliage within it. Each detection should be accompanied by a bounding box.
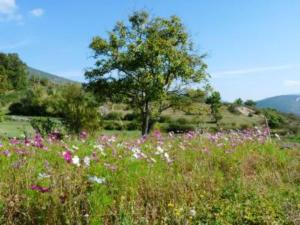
[263,108,286,128]
[165,122,195,133]
[30,118,61,136]
[245,99,256,107]
[206,91,223,123]
[85,11,208,135]
[103,112,123,120]
[59,84,102,134]
[123,112,139,121]
[0,53,28,93]
[104,120,124,130]
[234,98,244,106]
[228,104,241,115]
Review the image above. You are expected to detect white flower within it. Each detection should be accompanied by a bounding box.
[189,209,196,217]
[94,144,106,156]
[83,156,91,167]
[38,173,50,179]
[164,152,172,163]
[88,176,106,184]
[72,155,80,167]
[155,146,164,155]
[275,133,281,140]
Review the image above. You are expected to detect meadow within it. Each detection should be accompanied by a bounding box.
[0,128,299,224]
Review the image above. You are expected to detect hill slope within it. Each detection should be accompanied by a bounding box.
[257,95,300,116]
[27,67,77,83]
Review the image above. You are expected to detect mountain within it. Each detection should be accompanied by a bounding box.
[27,67,77,84]
[257,95,300,116]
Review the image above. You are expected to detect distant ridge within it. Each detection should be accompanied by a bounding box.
[257,95,300,116]
[27,67,77,84]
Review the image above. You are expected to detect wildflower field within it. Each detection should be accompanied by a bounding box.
[0,129,299,225]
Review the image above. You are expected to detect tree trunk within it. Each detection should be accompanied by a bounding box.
[141,101,150,136]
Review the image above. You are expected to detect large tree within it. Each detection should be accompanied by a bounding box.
[85,11,208,135]
[0,53,28,93]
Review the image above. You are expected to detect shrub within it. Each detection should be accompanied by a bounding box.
[104,121,124,130]
[262,109,285,128]
[126,121,140,130]
[123,113,139,121]
[165,122,195,133]
[30,118,61,136]
[103,112,123,120]
[60,84,102,134]
[228,104,240,115]
[176,117,189,124]
[157,115,172,123]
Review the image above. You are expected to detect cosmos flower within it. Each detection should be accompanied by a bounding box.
[88,176,106,184]
[31,185,50,193]
[83,156,91,167]
[63,150,72,163]
[72,155,80,167]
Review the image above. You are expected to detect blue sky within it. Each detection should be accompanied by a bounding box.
[0,0,300,101]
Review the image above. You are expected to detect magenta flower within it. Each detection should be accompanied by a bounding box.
[80,131,88,140]
[63,150,72,163]
[31,185,50,193]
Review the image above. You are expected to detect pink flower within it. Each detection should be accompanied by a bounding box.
[63,150,72,163]
[31,185,50,193]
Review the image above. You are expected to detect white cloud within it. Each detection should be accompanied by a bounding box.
[0,0,22,22]
[30,8,44,17]
[0,0,16,14]
[212,64,300,78]
[284,80,300,88]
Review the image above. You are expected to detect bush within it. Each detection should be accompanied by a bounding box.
[103,112,123,120]
[126,121,140,130]
[60,85,102,134]
[176,117,189,124]
[165,122,195,133]
[104,121,124,130]
[123,113,139,121]
[228,104,240,115]
[262,109,285,129]
[30,118,61,136]
[157,115,172,123]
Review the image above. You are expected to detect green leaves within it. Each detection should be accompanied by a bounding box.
[85,11,209,134]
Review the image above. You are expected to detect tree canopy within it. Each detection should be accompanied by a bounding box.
[0,53,28,94]
[85,11,209,134]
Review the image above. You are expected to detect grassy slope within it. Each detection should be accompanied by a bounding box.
[0,104,265,138]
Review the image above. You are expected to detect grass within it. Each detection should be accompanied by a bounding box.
[0,129,299,224]
[0,120,34,137]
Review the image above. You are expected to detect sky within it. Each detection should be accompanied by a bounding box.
[0,0,300,101]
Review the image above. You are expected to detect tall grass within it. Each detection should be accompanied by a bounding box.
[0,129,299,224]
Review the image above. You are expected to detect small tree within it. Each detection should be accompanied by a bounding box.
[244,99,256,107]
[59,84,101,134]
[206,91,222,124]
[85,11,208,135]
[234,98,243,106]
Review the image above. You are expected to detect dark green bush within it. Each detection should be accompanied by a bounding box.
[104,121,124,130]
[30,118,61,136]
[157,115,172,123]
[165,122,195,133]
[123,113,139,121]
[176,117,189,124]
[126,121,140,130]
[103,112,123,120]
